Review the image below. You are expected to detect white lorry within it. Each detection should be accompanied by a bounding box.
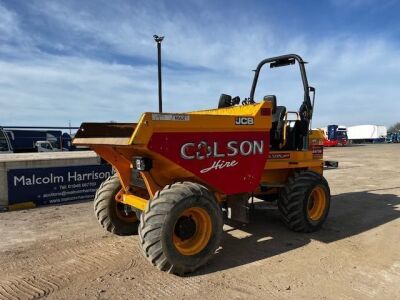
[347,125,387,143]
[34,141,62,152]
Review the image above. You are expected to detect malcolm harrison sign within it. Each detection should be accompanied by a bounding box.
[7,164,113,206]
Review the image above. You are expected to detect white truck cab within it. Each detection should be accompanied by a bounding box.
[35,141,60,152]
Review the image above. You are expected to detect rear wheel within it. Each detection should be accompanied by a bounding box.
[278,171,330,232]
[94,174,140,236]
[139,182,223,275]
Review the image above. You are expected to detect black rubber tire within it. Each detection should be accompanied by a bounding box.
[278,171,330,232]
[139,182,223,275]
[94,174,140,236]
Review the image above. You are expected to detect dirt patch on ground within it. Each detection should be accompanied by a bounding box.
[0,144,399,299]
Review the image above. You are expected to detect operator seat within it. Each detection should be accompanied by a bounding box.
[264,95,286,149]
[283,103,310,150]
[284,121,302,150]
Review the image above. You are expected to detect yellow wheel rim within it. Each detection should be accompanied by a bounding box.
[307,186,327,221]
[173,207,212,256]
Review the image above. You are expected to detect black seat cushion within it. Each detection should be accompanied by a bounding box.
[270,106,286,149]
[283,120,304,150]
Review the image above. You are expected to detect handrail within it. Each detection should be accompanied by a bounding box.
[279,111,300,149]
[249,54,311,110]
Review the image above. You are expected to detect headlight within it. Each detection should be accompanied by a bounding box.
[134,157,152,171]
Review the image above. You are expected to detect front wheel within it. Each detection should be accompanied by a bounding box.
[278,171,330,232]
[139,182,223,275]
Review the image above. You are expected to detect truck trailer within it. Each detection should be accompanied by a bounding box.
[4,129,73,152]
[347,125,387,144]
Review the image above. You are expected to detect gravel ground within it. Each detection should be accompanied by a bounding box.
[0,144,399,299]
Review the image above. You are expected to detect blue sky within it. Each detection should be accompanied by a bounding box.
[0,0,399,128]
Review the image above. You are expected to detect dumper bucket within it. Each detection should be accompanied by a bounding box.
[73,122,136,146]
[73,102,275,196]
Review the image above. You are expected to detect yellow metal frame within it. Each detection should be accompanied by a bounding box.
[122,194,147,211]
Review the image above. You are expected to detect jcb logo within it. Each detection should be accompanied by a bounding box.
[235,117,254,125]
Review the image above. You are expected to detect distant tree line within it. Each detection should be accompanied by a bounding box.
[388,122,400,132]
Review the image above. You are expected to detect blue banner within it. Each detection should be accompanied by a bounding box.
[7,165,113,206]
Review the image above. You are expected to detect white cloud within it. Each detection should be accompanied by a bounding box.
[0,3,19,39]
[0,56,156,125]
[0,1,399,129]
[306,38,400,127]
[329,0,397,9]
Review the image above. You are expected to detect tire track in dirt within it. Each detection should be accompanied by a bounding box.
[0,238,140,299]
[125,273,204,300]
[0,257,49,272]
